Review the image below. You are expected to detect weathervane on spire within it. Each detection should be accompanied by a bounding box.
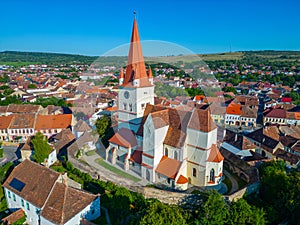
[133,10,137,19]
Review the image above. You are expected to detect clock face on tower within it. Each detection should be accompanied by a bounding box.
[124,91,130,99]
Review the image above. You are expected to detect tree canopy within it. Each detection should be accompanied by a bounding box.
[32,132,52,163]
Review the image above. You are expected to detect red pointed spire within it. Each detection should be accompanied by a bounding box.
[123,18,151,87]
[148,66,153,78]
[120,68,124,79]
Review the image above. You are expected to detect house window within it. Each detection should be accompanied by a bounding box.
[164,148,168,157]
[193,168,197,177]
[26,202,30,210]
[141,103,145,108]
[21,199,24,207]
[129,103,132,112]
[210,169,215,182]
[7,191,11,198]
[13,194,16,202]
[123,103,127,110]
[174,151,178,160]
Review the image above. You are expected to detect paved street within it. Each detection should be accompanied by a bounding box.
[0,146,19,166]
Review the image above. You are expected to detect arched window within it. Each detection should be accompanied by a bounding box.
[165,148,168,157]
[193,168,197,177]
[146,170,150,181]
[123,103,127,110]
[174,151,178,160]
[210,168,215,182]
[129,103,132,112]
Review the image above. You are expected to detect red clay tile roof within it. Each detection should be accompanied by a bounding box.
[129,148,143,164]
[109,128,137,148]
[155,156,181,179]
[1,209,25,225]
[150,109,170,129]
[35,114,72,130]
[40,182,97,225]
[226,102,242,115]
[136,104,167,136]
[7,104,41,114]
[188,108,217,132]
[176,175,188,184]
[3,160,60,208]
[207,144,224,163]
[264,108,286,118]
[224,130,258,150]
[0,115,13,129]
[73,120,91,132]
[9,114,36,129]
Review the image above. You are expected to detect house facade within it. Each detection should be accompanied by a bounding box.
[3,160,100,225]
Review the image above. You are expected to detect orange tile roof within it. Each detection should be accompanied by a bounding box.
[188,108,217,132]
[1,209,25,224]
[176,175,188,184]
[295,112,300,120]
[3,160,60,208]
[41,182,97,224]
[194,95,205,101]
[0,115,13,129]
[207,144,224,163]
[35,114,72,130]
[109,128,137,148]
[155,156,181,179]
[123,18,152,87]
[226,102,242,115]
[105,106,118,112]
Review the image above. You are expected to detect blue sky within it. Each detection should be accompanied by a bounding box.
[1,0,299,56]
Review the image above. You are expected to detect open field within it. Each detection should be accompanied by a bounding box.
[1,50,299,66]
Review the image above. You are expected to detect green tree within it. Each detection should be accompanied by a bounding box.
[139,201,188,225]
[32,132,52,163]
[222,86,237,94]
[200,191,229,225]
[27,84,37,89]
[95,116,114,147]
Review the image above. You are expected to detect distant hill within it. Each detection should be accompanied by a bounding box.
[0,50,299,66]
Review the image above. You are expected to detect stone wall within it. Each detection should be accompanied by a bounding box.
[225,182,260,202]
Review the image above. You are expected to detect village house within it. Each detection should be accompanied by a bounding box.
[35,114,74,138]
[0,113,74,142]
[263,107,287,125]
[221,130,258,159]
[3,160,100,225]
[8,114,36,142]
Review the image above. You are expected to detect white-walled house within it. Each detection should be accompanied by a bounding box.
[3,160,100,225]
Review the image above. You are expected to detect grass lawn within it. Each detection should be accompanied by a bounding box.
[95,158,141,183]
[86,150,97,156]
